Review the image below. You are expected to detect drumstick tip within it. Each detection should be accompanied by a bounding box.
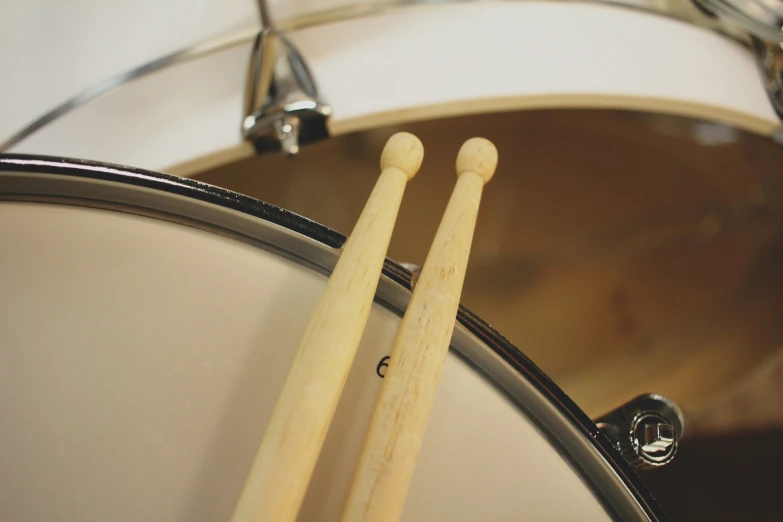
[380,132,424,180]
[456,137,498,184]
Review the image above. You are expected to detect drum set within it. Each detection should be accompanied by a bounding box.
[2,0,783,520]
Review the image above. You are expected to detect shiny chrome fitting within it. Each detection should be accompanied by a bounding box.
[595,393,685,470]
[753,37,783,123]
[693,0,783,42]
[242,28,331,156]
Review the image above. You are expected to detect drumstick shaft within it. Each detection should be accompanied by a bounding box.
[340,138,497,522]
[231,133,423,522]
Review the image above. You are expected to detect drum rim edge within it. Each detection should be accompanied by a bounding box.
[0,152,670,522]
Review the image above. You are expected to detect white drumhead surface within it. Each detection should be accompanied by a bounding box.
[0,202,612,522]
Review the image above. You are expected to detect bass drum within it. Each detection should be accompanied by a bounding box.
[1,156,666,522]
[3,0,783,418]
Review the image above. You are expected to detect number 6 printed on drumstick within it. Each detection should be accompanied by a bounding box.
[341,138,498,522]
[230,132,423,522]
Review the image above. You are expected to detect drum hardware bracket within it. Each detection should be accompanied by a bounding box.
[695,0,783,123]
[692,0,783,42]
[242,28,331,156]
[595,393,685,470]
[752,37,783,130]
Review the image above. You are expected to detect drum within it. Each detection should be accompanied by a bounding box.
[3,0,782,171]
[0,155,671,522]
[3,0,783,419]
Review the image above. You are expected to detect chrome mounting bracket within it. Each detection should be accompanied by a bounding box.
[242,28,331,156]
[693,0,783,124]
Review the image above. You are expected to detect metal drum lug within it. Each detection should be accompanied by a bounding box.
[242,28,331,156]
[595,393,685,470]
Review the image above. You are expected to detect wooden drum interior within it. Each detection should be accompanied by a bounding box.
[195,108,783,418]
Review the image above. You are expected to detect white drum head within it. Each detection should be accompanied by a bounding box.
[0,156,666,522]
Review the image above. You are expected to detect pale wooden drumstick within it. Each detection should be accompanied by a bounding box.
[340,137,498,522]
[230,132,424,522]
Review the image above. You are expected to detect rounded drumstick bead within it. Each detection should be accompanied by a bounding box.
[381,132,424,179]
[456,136,498,183]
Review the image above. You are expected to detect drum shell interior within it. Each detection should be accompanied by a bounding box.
[195,109,783,418]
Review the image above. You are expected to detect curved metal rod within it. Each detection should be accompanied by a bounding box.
[0,0,754,153]
[0,28,260,153]
[257,0,274,27]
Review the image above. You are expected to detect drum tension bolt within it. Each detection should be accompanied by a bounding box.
[594,393,685,470]
[638,416,675,454]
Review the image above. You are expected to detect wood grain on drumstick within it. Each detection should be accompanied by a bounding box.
[230,132,423,522]
[340,137,498,522]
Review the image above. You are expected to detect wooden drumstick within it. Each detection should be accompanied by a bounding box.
[231,132,423,522]
[340,138,498,522]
